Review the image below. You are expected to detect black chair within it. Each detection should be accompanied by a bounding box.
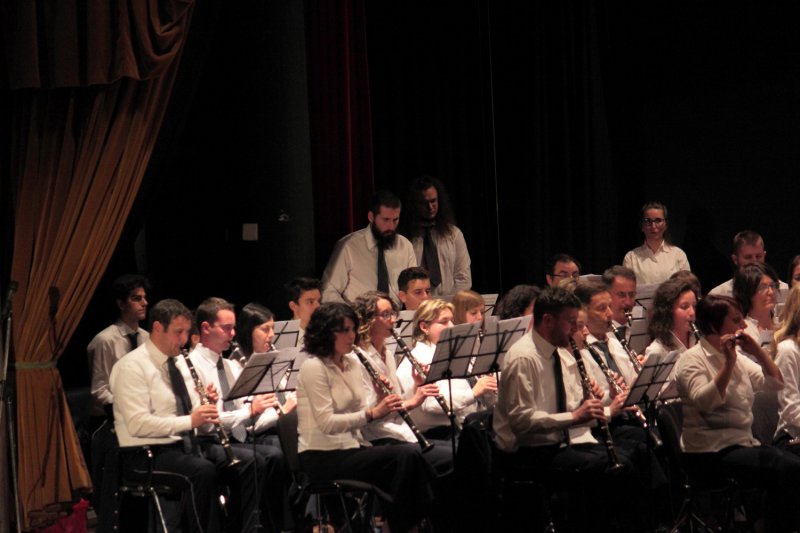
[276,410,378,533]
[751,390,779,445]
[657,401,754,533]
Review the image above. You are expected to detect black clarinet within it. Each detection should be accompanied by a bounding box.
[352,345,434,452]
[181,349,241,466]
[568,339,624,473]
[391,331,462,432]
[689,321,703,343]
[610,321,643,373]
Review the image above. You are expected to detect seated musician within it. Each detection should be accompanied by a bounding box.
[675,295,800,532]
[110,299,261,533]
[643,278,698,365]
[775,285,800,456]
[493,287,642,531]
[396,299,496,439]
[733,262,781,357]
[297,302,435,533]
[495,284,540,320]
[452,289,484,325]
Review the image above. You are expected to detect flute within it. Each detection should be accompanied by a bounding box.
[352,345,433,452]
[568,339,624,472]
[181,349,241,466]
[391,331,462,432]
[610,321,643,373]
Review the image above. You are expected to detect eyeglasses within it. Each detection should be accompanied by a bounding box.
[552,272,580,279]
[642,218,666,226]
[376,311,397,320]
[757,282,780,294]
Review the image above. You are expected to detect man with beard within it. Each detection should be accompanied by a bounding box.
[401,175,471,295]
[322,190,417,305]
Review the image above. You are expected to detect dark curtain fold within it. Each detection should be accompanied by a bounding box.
[2,0,195,528]
[306,0,375,272]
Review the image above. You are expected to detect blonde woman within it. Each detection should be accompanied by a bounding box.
[396,299,496,438]
[774,285,800,456]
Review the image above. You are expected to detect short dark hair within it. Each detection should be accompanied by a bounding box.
[402,175,456,238]
[732,230,763,255]
[573,280,609,307]
[236,302,275,357]
[640,201,672,243]
[533,287,581,324]
[398,267,430,292]
[370,190,402,215]
[733,263,779,316]
[304,302,359,358]
[495,284,541,320]
[149,299,192,331]
[285,277,322,303]
[112,274,150,302]
[695,295,742,336]
[195,297,235,330]
[647,279,696,349]
[601,265,636,287]
[545,254,581,276]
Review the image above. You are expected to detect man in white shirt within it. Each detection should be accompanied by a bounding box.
[397,266,432,311]
[710,230,789,298]
[545,254,581,288]
[189,297,287,532]
[322,190,417,304]
[285,277,322,345]
[401,176,472,296]
[493,287,640,530]
[110,299,258,533]
[602,265,637,337]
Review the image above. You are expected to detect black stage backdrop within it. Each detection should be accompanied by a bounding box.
[2,1,795,388]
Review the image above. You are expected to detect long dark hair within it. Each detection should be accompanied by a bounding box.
[647,279,695,349]
[733,262,779,316]
[236,303,274,357]
[304,303,359,358]
[401,175,456,239]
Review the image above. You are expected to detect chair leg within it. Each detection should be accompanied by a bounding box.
[149,488,169,533]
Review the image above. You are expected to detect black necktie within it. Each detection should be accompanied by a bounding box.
[377,246,389,293]
[552,349,570,444]
[167,357,198,455]
[594,340,621,376]
[126,331,139,350]
[422,226,442,288]
[216,358,236,412]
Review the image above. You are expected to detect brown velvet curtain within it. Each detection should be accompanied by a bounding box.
[2,0,195,528]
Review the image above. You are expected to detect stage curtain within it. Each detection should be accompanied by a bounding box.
[2,0,195,527]
[305,0,375,272]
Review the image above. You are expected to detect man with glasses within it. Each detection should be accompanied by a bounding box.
[709,230,789,300]
[545,253,582,288]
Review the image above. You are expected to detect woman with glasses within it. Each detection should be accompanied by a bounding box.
[296,302,435,533]
[733,263,781,359]
[622,201,691,285]
[397,299,496,438]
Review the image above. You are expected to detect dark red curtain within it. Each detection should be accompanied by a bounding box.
[306,0,375,272]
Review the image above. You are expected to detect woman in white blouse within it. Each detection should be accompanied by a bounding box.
[644,279,698,364]
[297,302,434,532]
[774,285,800,455]
[733,262,781,356]
[622,201,690,286]
[397,299,496,439]
[675,295,800,532]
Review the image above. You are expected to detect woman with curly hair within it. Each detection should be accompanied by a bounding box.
[643,279,698,364]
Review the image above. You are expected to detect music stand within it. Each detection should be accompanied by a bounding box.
[625,350,679,443]
[470,316,531,379]
[481,294,499,317]
[389,311,416,364]
[272,319,301,349]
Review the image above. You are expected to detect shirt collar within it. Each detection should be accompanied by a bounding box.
[115,319,140,336]
[146,339,170,367]
[531,329,558,360]
[194,343,222,366]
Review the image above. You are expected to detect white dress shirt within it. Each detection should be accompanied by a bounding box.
[396,342,478,432]
[675,338,782,453]
[110,340,199,447]
[88,320,149,415]
[585,332,638,387]
[622,241,690,285]
[358,344,417,443]
[709,278,789,301]
[321,226,417,305]
[410,225,472,296]
[775,339,800,440]
[188,343,278,442]
[296,353,370,453]
[493,330,606,453]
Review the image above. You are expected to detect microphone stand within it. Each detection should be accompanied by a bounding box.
[1,281,22,533]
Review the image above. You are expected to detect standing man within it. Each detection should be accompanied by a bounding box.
[110,299,259,533]
[544,254,581,288]
[285,277,322,345]
[402,176,472,296]
[709,230,789,297]
[88,274,150,426]
[397,266,432,311]
[602,265,638,338]
[322,190,417,304]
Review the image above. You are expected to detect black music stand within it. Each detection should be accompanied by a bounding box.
[425,323,482,456]
[624,350,679,440]
[272,319,301,350]
[470,316,532,381]
[389,312,416,364]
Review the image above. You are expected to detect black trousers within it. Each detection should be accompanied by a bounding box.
[300,444,435,533]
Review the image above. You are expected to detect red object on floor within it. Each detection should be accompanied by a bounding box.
[34,499,89,533]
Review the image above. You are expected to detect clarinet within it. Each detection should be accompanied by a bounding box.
[610,321,643,373]
[181,349,241,466]
[568,339,624,472]
[586,344,662,448]
[352,345,434,452]
[689,321,703,343]
[391,331,462,432]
